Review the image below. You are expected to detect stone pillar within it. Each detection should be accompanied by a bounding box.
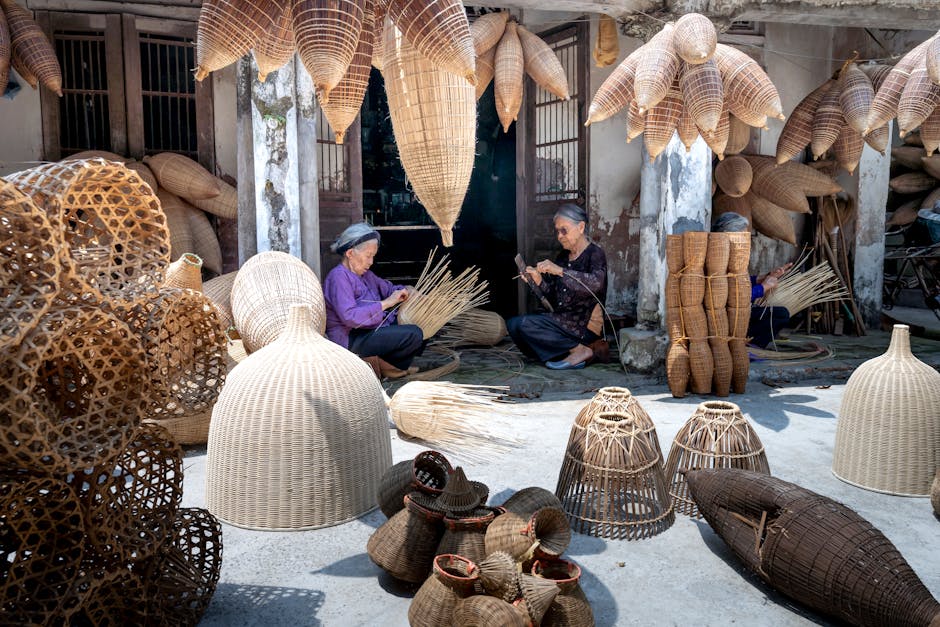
[853,126,891,328]
[236,55,321,275]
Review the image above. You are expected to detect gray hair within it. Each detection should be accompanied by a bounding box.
[712,212,750,233]
[330,222,380,255]
[554,203,588,226]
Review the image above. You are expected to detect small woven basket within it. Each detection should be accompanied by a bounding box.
[838,63,873,135]
[518,573,561,625]
[682,304,707,340]
[709,337,733,397]
[688,339,714,394]
[367,493,445,583]
[681,231,708,271]
[377,449,452,518]
[162,252,204,291]
[726,231,751,274]
[478,551,520,602]
[144,409,212,446]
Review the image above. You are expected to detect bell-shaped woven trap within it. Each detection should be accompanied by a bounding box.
[252,5,293,82]
[454,595,528,627]
[0,306,146,475]
[470,10,508,56]
[530,558,594,627]
[139,507,223,626]
[501,486,563,517]
[0,475,85,625]
[714,155,752,197]
[412,466,488,516]
[1,0,61,94]
[384,23,475,246]
[776,79,834,164]
[0,179,63,351]
[409,553,480,627]
[527,506,572,558]
[673,13,716,65]
[633,22,679,113]
[230,250,326,352]
[292,0,363,102]
[367,493,445,583]
[478,551,520,602]
[687,468,940,627]
[664,401,770,518]
[866,37,934,134]
[5,158,170,299]
[518,573,561,625]
[386,0,475,84]
[517,24,569,100]
[195,0,278,80]
[320,2,374,143]
[377,449,452,518]
[484,511,535,560]
[557,411,674,540]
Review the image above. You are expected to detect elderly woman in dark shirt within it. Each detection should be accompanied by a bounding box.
[507,204,608,370]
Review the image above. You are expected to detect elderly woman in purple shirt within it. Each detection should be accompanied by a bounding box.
[323,223,424,379]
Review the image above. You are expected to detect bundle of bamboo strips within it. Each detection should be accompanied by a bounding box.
[438,307,507,347]
[755,261,848,314]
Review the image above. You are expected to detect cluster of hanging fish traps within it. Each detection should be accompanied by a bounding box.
[585,13,783,161]
[0,0,62,96]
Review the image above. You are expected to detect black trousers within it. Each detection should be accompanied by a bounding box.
[506,314,598,363]
[748,306,790,348]
[348,324,424,370]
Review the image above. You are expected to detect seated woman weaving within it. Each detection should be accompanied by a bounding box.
[507,204,609,370]
[323,223,424,379]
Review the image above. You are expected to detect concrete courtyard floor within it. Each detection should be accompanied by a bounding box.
[182,328,940,627]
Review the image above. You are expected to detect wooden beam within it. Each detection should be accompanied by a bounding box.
[26,0,200,21]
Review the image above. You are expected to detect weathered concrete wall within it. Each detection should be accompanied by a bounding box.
[0,79,43,177]
[212,65,238,179]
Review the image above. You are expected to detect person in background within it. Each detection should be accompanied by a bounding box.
[713,212,793,348]
[323,223,423,379]
[507,203,609,370]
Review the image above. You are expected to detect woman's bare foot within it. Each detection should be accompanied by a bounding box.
[564,343,594,366]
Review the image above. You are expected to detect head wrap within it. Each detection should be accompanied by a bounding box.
[712,212,750,233]
[331,222,380,255]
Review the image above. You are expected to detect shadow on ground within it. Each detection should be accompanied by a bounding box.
[202,583,325,626]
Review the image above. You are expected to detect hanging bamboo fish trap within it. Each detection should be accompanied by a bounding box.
[292,0,363,103]
[833,124,864,175]
[438,307,507,347]
[0,9,10,95]
[809,82,844,159]
[397,251,489,338]
[839,62,874,135]
[371,6,386,71]
[475,46,496,99]
[679,59,722,134]
[676,102,699,150]
[929,37,940,85]
[585,53,638,125]
[673,13,716,65]
[593,14,618,68]
[471,10,509,56]
[321,2,374,143]
[0,0,61,95]
[384,23,475,246]
[664,401,770,517]
[749,193,797,244]
[700,106,729,158]
[144,152,221,200]
[252,6,293,82]
[865,37,934,134]
[714,43,783,123]
[386,0,475,84]
[517,24,569,100]
[634,23,678,113]
[725,115,751,155]
[776,80,834,164]
[494,21,524,132]
[861,63,892,93]
[189,178,237,220]
[195,0,278,80]
[186,206,223,274]
[898,65,940,138]
[644,85,683,161]
[714,156,752,197]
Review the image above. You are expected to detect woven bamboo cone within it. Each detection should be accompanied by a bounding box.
[455,596,528,627]
[893,145,927,169]
[586,52,639,125]
[729,338,748,393]
[898,65,940,137]
[386,0,475,85]
[725,115,750,156]
[0,0,61,95]
[679,59,722,134]
[839,62,874,135]
[644,85,682,161]
[187,206,223,275]
[293,0,364,102]
[890,171,937,194]
[866,36,935,134]
[125,160,158,191]
[777,160,842,196]
[163,252,204,291]
[634,23,679,113]
[158,189,197,260]
[190,178,237,220]
[517,24,569,100]
[475,47,495,100]
[923,155,940,179]
[321,1,374,143]
[0,9,9,95]
[750,193,797,244]
[384,25,475,247]
[203,271,237,329]
[811,82,844,159]
[833,124,864,175]
[470,10,508,56]
[929,37,940,86]
[674,13,716,65]
[371,6,385,71]
[195,0,278,80]
[715,156,752,197]
[861,63,893,92]
[144,152,221,200]
[495,22,524,133]
[776,79,834,163]
[923,106,940,155]
[864,122,889,153]
[676,102,699,151]
[714,43,783,122]
[593,14,618,68]
[700,106,729,159]
[252,5,293,81]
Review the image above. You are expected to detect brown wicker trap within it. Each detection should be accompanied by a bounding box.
[664,401,770,517]
[517,23,569,100]
[714,156,752,198]
[367,493,444,583]
[411,466,488,516]
[586,53,638,125]
[377,449,452,518]
[839,62,874,135]
[454,595,528,627]
[435,508,494,564]
[898,66,940,138]
[292,0,364,102]
[386,0,475,85]
[531,558,594,627]
[478,550,520,602]
[320,1,374,143]
[252,6,293,81]
[714,43,782,122]
[189,177,237,220]
[144,408,213,447]
[679,59,722,135]
[158,189,197,261]
[700,106,729,158]
[144,152,221,200]
[1,0,61,95]
[776,79,833,164]
[124,160,158,191]
[866,37,932,134]
[474,46,496,100]
[633,22,678,113]
[470,10,509,56]
[409,553,479,627]
[687,468,940,627]
[644,85,683,161]
[484,506,571,559]
[518,572,561,625]
[63,562,147,625]
[494,20,523,134]
[195,0,278,80]
[501,486,563,517]
[202,270,237,329]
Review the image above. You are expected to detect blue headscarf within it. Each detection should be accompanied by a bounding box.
[331,222,380,255]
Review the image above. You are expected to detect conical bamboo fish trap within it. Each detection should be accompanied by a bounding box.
[398,251,489,338]
[892,144,927,169]
[625,100,646,142]
[470,10,508,56]
[864,122,889,153]
[454,596,528,627]
[0,0,61,95]
[750,193,797,244]
[6,159,170,298]
[586,52,638,125]
[923,154,940,179]
[833,124,864,174]
[230,250,326,352]
[748,161,810,215]
[666,341,690,397]
[593,14,618,68]
[384,24,475,246]
[634,22,678,113]
[320,1,374,143]
[810,81,844,159]
[890,171,937,194]
[776,79,835,164]
[187,205,223,274]
[866,36,935,134]
[474,46,496,100]
[643,85,683,161]
[158,189,196,261]
[189,177,237,220]
[124,160,158,191]
[194,0,278,80]
[715,156,752,197]
[478,551,520,602]
[673,13,716,65]
[725,114,751,155]
[252,5,293,82]
[861,62,892,92]
[439,307,507,347]
[700,106,729,158]
[518,573,560,625]
[887,199,920,227]
[929,37,940,85]
[162,252,204,291]
[688,338,713,394]
[494,21,524,133]
[517,24,569,100]
[202,270,236,329]
[676,102,699,151]
[686,469,940,627]
[898,65,940,137]
[665,402,770,517]
[144,152,220,200]
[411,466,488,515]
[293,0,364,102]
[0,9,9,95]
[839,63,873,135]
[714,43,782,122]
[377,449,452,518]
[371,5,386,71]
[386,0,475,84]
[777,160,842,196]
[11,44,39,89]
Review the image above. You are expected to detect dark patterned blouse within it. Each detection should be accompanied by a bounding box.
[540,242,608,337]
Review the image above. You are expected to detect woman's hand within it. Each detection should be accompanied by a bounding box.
[767,262,793,280]
[525,265,543,286]
[760,275,779,293]
[381,289,408,310]
[536,259,564,277]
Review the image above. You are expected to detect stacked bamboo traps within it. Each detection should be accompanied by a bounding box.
[0,0,62,95]
[585,13,783,161]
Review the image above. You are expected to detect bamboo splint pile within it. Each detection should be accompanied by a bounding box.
[666,231,751,398]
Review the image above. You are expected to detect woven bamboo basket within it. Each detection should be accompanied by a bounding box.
[140,507,223,626]
[682,304,707,340]
[230,250,325,352]
[725,115,751,155]
[892,145,927,170]
[585,53,638,125]
[644,85,683,161]
[1,0,61,95]
[145,408,212,446]
[531,559,593,627]
[144,153,221,200]
[371,7,386,70]
[438,307,507,347]
[454,595,528,627]
[705,231,730,275]
[673,13,716,65]
[688,338,714,394]
[0,11,10,96]
[676,102,700,151]
[890,171,938,194]
[384,24,475,246]
[839,63,874,135]
[0,179,63,351]
[778,160,842,196]
[478,551,520,602]
[664,402,770,517]
[208,305,392,529]
[386,0,475,84]
[686,469,940,627]
[726,230,751,274]
[593,14,618,68]
[898,65,940,137]
[700,106,729,158]
[293,0,363,102]
[186,206,223,274]
[751,194,797,244]
[833,124,864,175]
[518,24,569,101]
[321,2,374,143]
[475,46,496,100]
[0,475,85,625]
[65,564,148,624]
[833,324,940,496]
[866,37,934,134]
[680,273,705,307]
[713,193,751,223]
[861,63,893,93]
[811,82,845,159]
[409,554,479,627]
[634,23,678,113]
[665,274,680,309]
[714,43,782,122]
[202,270,236,329]
[162,252,204,291]
[714,156,751,198]
[666,233,683,274]
[776,79,834,164]
[378,450,452,518]
[887,199,921,227]
[471,10,508,56]
[923,155,940,179]
[368,493,444,582]
[252,6,293,82]
[682,230,708,271]
[435,509,494,564]
[66,149,127,162]
[157,189,196,261]
[486,506,571,559]
[709,337,732,397]
[123,160,158,191]
[411,466,488,516]
[679,59,723,134]
[494,21,524,133]
[557,411,674,540]
[929,37,940,86]
[0,306,145,475]
[10,43,39,90]
[626,100,646,142]
[726,273,751,309]
[194,0,278,80]
[518,573,561,624]
[706,303,729,338]
[189,178,237,220]
[7,159,170,298]
[667,341,691,398]
[727,305,749,339]
[502,486,564,516]
[729,338,748,393]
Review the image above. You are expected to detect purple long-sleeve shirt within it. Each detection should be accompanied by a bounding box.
[323,264,406,348]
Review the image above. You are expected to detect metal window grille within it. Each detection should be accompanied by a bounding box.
[54,29,111,155]
[139,33,198,158]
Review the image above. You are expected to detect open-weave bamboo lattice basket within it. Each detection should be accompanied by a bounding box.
[384,22,476,247]
[0,306,146,475]
[63,561,147,624]
[664,401,770,517]
[5,158,170,298]
[556,411,674,540]
[230,250,326,352]
[687,469,940,627]
[207,304,392,530]
[833,324,940,496]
